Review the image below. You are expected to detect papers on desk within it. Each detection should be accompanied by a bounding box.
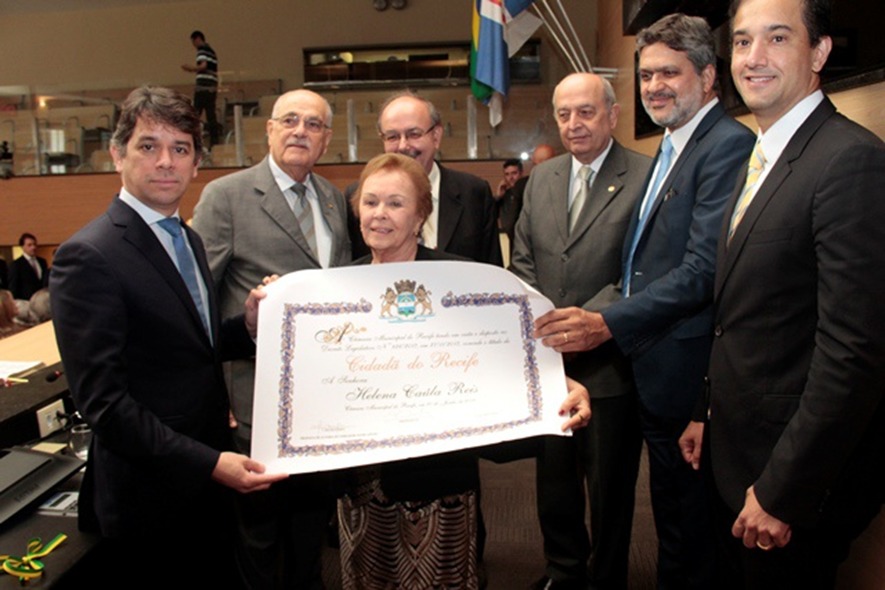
[251,261,570,474]
[0,360,44,382]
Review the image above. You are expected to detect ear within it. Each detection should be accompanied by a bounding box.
[608,103,621,130]
[110,144,124,173]
[811,36,832,74]
[701,63,716,95]
[430,124,444,151]
[319,128,332,157]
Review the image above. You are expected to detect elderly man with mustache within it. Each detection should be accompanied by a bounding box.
[192,88,352,590]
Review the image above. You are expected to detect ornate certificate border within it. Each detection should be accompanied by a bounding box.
[275,291,542,458]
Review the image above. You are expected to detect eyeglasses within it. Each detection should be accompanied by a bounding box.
[271,113,330,133]
[379,123,438,144]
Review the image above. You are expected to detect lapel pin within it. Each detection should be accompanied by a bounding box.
[608,185,615,192]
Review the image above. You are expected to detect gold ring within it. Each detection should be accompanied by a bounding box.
[755,540,774,551]
[563,331,569,343]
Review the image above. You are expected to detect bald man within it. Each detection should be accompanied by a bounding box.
[192,89,351,589]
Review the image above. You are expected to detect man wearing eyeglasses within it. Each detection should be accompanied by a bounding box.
[347,91,502,266]
[192,88,351,590]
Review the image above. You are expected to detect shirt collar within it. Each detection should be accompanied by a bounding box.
[667,97,719,156]
[118,187,179,226]
[570,137,613,180]
[758,90,824,166]
[268,155,312,193]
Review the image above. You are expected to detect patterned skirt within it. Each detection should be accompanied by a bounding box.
[338,467,479,590]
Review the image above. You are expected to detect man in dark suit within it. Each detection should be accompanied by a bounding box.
[678,0,885,587]
[346,92,502,266]
[9,232,49,300]
[565,14,755,588]
[50,86,285,588]
[511,72,651,589]
[192,89,351,589]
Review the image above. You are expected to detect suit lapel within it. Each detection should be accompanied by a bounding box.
[436,166,462,251]
[715,99,836,297]
[314,176,346,263]
[187,225,219,344]
[547,157,571,243]
[110,199,211,345]
[255,157,319,265]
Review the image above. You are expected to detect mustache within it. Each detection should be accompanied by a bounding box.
[286,138,311,148]
[644,91,676,101]
[395,147,421,159]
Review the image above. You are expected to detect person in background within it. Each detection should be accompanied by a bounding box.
[9,232,49,301]
[181,30,219,146]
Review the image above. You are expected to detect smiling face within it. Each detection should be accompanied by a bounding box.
[111,116,199,216]
[731,0,831,131]
[553,74,619,165]
[639,42,715,131]
[359,169,426,263]
[267,90,332,182]
[378,96,443,175]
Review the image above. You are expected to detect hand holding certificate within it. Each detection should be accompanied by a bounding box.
[251,261,583,473]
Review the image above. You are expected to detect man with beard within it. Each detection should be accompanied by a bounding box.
[547,14,754,588]
[346,92,502,266]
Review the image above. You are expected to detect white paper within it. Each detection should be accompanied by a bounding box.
[251,261,568,474]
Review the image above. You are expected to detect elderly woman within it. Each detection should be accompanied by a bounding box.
[338,153,590,589]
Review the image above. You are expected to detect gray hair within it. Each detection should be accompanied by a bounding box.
[636,13,717,75]
[376,90,442,132]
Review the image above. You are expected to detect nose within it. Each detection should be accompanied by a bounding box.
[156,146,173,168]
[745,39,767,68]
[645,72,666,94]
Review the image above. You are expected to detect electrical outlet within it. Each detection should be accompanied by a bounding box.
[36,399,66,438]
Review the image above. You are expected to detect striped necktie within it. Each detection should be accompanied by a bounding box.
[728,141,766,243]
[292,182,318,258]
[569,165,593,232]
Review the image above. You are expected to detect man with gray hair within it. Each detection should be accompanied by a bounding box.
[512,72,650,589]
[554,13,755,588]
[192,88,351,589]
[347,91,502,266]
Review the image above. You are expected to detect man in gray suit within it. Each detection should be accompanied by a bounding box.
[192,88,351,590]
[511,73,651,589]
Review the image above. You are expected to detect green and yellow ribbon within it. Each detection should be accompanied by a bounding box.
[1,534,67,583]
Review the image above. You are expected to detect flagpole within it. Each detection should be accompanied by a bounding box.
[554,0,592,71]
[531,3,583,72]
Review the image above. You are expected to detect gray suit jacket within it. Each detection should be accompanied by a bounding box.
[510,142,651,398]
[191,156,351,442]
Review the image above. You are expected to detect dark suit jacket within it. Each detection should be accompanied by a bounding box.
[192,156,351,442]
[709,97,885,529]
[601,103,755,419]
[9,254,49,300]
[0,258,8,290]
[510,142,651,398]
[351,245,478,500]
[50,197,254,537]
[346,163,503,266]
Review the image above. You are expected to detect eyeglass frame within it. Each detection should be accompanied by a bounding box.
[378,123,439,145]
[270,112,331,134]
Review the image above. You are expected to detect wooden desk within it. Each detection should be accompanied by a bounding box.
[0,321,60,366]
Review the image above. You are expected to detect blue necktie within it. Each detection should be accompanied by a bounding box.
[624,135,674,296]
[157,217,210,337]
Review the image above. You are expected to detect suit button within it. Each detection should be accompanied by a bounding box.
[561,253,568,261]
[558,289,566,298]
[714,326,723,337]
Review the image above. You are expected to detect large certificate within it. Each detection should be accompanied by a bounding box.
[251,261,569,474]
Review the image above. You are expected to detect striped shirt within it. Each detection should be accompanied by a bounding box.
[194,42,218,91]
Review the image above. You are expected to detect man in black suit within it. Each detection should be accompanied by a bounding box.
[513,73,651,589]
[679,0,885,587]
[566,14,755,588]
[9,232,49,300]
[346,91,502,266]
[50,86,285,588]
